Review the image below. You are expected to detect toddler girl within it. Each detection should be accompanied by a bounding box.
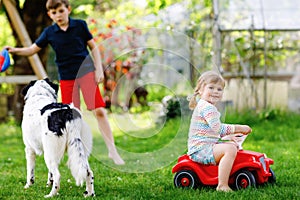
[187,71,252,192]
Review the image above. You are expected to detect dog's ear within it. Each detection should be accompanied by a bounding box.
[52,83,59,94]
[21,80,37,96]
[44,78,59,94]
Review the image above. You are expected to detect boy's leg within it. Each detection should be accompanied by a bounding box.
[60,80,81,108]
[213,143,237,191]
[79,72,125,165]
[92,107,125,165]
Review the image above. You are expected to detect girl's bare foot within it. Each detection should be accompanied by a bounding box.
[216,186,233,192]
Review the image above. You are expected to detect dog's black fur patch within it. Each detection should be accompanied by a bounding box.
[41,103,81,137]
[21,78,59,96]
[40,103,71,115]
[44,78,59,94]
[21,80,37,96]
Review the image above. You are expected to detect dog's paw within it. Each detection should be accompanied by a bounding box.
[44,192,59,198]
[44,194,52,198]
[24,183,31,189]
[83,191,95,198]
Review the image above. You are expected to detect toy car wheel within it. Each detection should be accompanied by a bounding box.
[234,170,256,190]
[174,170,199,189]
[268,168,276,184]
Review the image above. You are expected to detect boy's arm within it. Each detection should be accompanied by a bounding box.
[87,39,104,83]
[6,44,41,56]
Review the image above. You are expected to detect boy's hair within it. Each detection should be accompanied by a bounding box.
[189,70,225,110]
[46,0,70,10]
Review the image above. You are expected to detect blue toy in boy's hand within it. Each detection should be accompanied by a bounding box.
[0,49,11,72]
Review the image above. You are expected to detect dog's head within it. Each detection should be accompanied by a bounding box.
[22,78,59,100]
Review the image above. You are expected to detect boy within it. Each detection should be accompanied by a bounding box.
[6,0,124,165]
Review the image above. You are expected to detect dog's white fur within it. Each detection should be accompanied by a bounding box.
[21,79,95,198]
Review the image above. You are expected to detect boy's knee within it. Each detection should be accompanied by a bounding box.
[93,107,105,117]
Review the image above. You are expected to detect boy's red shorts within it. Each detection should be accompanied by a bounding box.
[60,72,106,110]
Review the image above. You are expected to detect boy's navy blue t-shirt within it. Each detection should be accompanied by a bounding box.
[35,18,95,80]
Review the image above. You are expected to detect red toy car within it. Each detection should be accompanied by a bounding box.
[172,150,275,190]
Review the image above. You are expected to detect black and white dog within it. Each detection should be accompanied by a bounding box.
[21,78,95,198]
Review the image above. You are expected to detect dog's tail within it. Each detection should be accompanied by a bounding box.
[67,117,91,186]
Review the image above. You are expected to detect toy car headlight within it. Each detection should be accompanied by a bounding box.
[259,156,267,171]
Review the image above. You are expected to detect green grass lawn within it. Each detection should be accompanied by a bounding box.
[0,109,299,199]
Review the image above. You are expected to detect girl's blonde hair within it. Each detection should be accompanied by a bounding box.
[188,71,225,110]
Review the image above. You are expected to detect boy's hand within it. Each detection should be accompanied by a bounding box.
[95,69,104,84]
[3,46,14,53]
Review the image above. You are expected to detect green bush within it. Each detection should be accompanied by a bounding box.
[165,96,191,120]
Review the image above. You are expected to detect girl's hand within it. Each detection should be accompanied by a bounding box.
[235,125,252,135]
[240,125,252,135]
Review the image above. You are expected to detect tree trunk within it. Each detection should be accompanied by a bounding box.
[5,0,51,122]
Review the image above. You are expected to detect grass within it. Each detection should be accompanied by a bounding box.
[0,109,300,199]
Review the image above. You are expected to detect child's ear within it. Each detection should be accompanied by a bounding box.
[199,86,204,95]
[68,5,71,13]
